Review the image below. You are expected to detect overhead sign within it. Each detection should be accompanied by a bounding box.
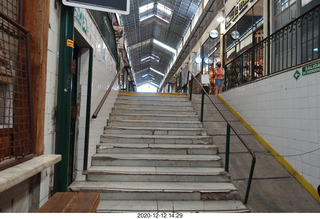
[62,0,130,15]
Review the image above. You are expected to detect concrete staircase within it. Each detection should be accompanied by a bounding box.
[69,93,248,213]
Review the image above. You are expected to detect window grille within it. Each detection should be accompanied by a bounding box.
[0,0,34,170]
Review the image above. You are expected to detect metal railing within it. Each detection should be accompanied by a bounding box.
[189,75,256,204]
[225,3,320,90]
[0,9,34,170]
[92,67,123,119]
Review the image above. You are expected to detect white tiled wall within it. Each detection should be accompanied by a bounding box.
[220,65,320,190]
[41,1,119,205]
[73,8,118,180]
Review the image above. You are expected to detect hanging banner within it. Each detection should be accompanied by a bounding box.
[63,0,130,15]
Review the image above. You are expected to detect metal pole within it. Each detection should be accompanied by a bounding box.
[244,152,256,204]
[225,124,231,172]
[200,89,205,122]
[83,48,93,171]
[189,75,193,101]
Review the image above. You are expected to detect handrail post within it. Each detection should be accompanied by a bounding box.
[189,75,193,101]
[244,152,256,204]
[200,89,205,122]
[225,123,231,172]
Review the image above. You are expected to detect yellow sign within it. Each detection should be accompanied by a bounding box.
[67,39,74,48]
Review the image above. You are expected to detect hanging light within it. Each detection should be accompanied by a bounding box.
[195,57,202,64]
[217,16,224,23]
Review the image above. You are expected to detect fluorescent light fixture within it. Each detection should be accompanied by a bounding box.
[141,55,160,63]
[150,67,165,76]
[142,74,148,78]
[217,16,224,22]
[139,2,154,13]
[153,39,176,54]
[314,48,319,51]
[149,81,160,87]
[195,57,202,64]
[157,3,172,15]
[141,56,154,62]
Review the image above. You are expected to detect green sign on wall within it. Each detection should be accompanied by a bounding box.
[302,61,320,76]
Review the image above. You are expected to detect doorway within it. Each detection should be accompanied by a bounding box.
[68,29,92,184]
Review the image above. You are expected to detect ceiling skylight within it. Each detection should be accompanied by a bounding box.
[139,2,154,14]
[157,3,172,16]
[139,2,173,24]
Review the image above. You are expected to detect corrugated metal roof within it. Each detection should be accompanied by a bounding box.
[121,0,202,87]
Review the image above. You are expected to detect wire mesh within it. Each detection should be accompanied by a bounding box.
[0,0,21,23]
[0,1,33,169]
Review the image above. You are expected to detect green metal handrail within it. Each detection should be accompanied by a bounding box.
[189,75,256,204]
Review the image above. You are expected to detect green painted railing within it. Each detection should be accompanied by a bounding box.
[189,75,256,204]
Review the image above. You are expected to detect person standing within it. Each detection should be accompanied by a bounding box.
[214,61,225,95]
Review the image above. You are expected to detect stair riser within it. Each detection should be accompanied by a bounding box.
[109,115,199,121]
[114,103,194,111]
[118,96,189,102]
[116,100,192,106]
[100,136,213,145]
[97,148,218,155]
[71,190,239,201]
[104,129,207,136]
[96,200,249,213]
[108,121,203,128]
[91,159,222,167]
[112,109,196,115]
[86,174,230,183]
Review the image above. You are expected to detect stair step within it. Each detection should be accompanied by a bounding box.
[109,113,199,121]
[97,143,219,155]
[107,120,203,128]
[69,181,240,201]
[97,200,248,212]
[114,103,194,111]
[116,99,192,106]
[91,154,222,167]
[118,95,189,102]
[112,108,196,115]
[85,166,229,182]
[104,127,207,136]
[100,134,213,145]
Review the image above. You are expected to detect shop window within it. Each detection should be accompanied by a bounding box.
[225,0,263,63]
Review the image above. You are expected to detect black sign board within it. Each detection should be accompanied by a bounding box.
[63,0,130,15]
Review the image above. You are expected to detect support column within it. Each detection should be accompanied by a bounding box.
[53,5,74,193]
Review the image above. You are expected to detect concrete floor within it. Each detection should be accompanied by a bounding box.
[191,94,320,212]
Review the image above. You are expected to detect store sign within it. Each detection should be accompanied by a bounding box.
[225,0,254,28]
[63,0,130,15]
[302,61,320,76]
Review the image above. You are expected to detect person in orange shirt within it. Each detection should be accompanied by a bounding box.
[214,61,225,95]
[209,64,214,95]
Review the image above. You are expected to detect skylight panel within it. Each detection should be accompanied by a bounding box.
[139,2,154,14]
[157,3,172,16]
